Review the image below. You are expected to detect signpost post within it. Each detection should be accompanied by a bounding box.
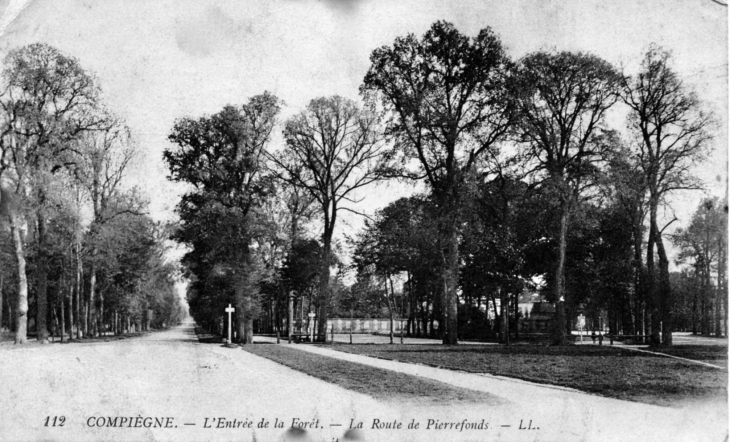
[225,304,235,345]
[577,314,585,343]
[307,312,316,342]
[288,291,294,344]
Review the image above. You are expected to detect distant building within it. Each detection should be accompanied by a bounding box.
[484,291,555,333]
[522,302,555,332]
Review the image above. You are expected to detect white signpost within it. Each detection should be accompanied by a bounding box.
[577,314,586,342]
[307,312,316,342]
[225,304,235,345]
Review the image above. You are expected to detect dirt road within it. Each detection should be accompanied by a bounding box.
[0,323,725,442]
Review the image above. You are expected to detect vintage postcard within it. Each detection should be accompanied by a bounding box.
[0,1,726,441]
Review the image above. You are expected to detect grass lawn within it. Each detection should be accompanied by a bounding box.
[325,343,727,407]
[243,344,502,405]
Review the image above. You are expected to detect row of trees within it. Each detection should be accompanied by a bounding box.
[672,198,727,336]
[0,43,184,344]
[170,21,721,346]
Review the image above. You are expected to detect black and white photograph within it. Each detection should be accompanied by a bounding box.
[0,1,727,441]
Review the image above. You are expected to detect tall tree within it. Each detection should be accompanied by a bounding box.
[460,170,549,343]
[512,51,622,344]
[622,45,713,345]
[166,92,281,343]
[174,197,242,334]
[603,146,648,338]
[89,209,181,334]
[30,170,84,342]
[270,95,388,341]
[362,21,513,344]
[75,121,136,337]
[349,196,441,337]
[351,204,417,344]
[672,198,726,336]
[0,43,105,343]
[83,189,147,334]
[281,238,322,328]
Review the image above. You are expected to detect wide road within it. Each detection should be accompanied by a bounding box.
[0,323,725,442]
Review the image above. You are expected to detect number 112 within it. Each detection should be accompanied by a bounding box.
[44,416,65,427]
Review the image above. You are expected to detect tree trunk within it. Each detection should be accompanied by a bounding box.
[420,297,428,337]
[647,199,661,345]
[442,217,459,345]
[718,235,726,337]
[60,290,66,343]
[98,287,104,336]
[490,293,500,338]
[5,293,11,332]
[234,255,254,345]
[68,273,75,340]
[288,292,293,343]
[8,295,14,333]
[427,301,434,338]
[9,212,28,344]
[236,301,246,344]
[317,228,333,342]
[632,214,644,337]
[514,292,520,341]
[407,273,415,337]
[243,296,254,343]
[50,302,58,341]
[234,252,255,344]
[36,211,50,343]
[500,288,509,345]
[553,205,569,345]
[386,274,395,344]
[89,262,97,337]
[652,216,673,346]
[75,244,82,339]
[84,298,89,338]
[0,273,3,331]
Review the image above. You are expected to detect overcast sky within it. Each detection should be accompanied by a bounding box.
[0,0,726,243]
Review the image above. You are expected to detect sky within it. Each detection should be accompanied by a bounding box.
[0,0,726,264]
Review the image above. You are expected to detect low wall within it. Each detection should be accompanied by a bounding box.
[290,318,437,334]
[328,318,405,334]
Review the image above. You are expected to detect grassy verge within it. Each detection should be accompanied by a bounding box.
[326,344,727,407]
[0,330,153,347]
[243,344,501,405]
